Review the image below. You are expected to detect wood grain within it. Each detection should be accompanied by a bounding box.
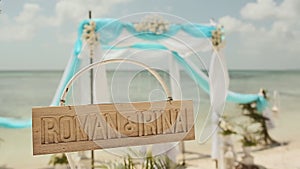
[32,100,195,155]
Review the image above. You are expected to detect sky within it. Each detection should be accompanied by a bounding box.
[0,0,299,70]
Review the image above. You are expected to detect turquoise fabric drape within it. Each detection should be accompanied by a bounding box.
[101,43,268,112]
[171,50,267,112]
[1,19,266,129]
[0,117,31,129]
[74,18,216,48]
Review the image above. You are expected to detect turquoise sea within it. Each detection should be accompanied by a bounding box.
[0,70,300,168]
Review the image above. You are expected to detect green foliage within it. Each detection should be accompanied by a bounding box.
[219,89,280,148]
[219,103,265,147]
[219,117,237,136]
[240,136,258,147]
[96,152,184,169]
[96,155,136,169]
[240,101,279,145]
[124,155,135,169]
[96,158,134,169]
[234,118,261,147]
[220,129,237,136]
[142,151,184,169]
[48,153,68,166]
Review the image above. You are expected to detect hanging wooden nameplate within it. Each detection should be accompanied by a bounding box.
[32,100,194,155]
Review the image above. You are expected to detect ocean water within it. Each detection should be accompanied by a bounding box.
[0,70,299,168]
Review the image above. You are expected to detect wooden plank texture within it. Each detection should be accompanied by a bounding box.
[32,100,194,155]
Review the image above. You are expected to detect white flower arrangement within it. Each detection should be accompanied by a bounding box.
[134,15,170,35]
[211,25,225,50]
[82,21,99,57]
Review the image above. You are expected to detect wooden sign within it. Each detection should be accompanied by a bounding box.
[32,100,194,155]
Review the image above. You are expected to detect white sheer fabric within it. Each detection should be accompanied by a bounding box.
[62,22,228,168]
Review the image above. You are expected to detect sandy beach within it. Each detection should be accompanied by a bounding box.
[1,126,299,169]
[184,139,300,169]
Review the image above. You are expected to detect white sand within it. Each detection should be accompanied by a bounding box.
[185,141,300,169]
[1,113,300,169]
[1,133,299,169]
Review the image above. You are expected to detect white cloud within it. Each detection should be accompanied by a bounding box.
[52,0,133,26]
[240,0,277,20]
[60,0,132,21]
[14,3,41,23]
[0,3,51,41]
[219,16,256,33]
[0,0,132,42]
[278,0,300,19]
[0,3,40,41]
[239,0,300,43]
[219,0,300,69]
[240,0,300,20]
[49,0,133,44]
[0,24,35,41]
